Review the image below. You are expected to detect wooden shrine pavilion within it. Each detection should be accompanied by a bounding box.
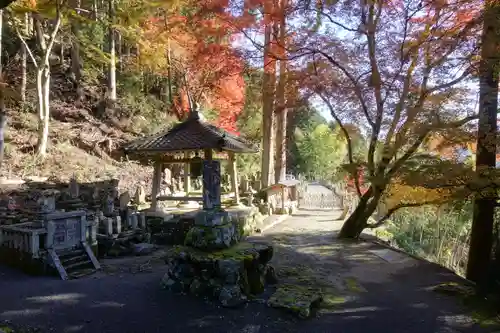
[122,110,258,211]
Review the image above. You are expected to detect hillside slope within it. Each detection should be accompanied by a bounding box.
[2,99,155,192]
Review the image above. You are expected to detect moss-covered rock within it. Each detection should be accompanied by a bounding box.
[268,284,323,319]
[161,242,275,307]
[184,223,241,250]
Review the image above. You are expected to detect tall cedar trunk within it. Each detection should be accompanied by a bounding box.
[0,9,5,169]
[338,187,381,239]
[260,0,276,189]
[71,0,83,101]
[107,0,117,101]
[20,13,28,102]
[274,0,287,183]
[466,1,500,286]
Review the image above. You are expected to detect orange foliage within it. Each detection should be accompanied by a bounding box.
[137,0,256,133]
[385,182,454,208]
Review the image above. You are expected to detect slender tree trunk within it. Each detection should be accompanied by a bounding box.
[71,0,83,101]
[107,0,117,101]
[37,68,50,156]
[20,13,29,102]
[24,3,62,157]
[260,0,277,189]
[274,0,287,184]
[466,1,500,287]
[117,32,122,71]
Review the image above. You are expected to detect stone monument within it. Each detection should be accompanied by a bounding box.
[162,160,276,307]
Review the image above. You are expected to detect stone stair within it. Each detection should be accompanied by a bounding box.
[48,242,101,280]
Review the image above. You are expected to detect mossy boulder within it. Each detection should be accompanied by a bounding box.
[268,284,323,319]
[161,242,275,307]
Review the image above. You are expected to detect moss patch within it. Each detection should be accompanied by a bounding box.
[431,282,500,328]
[344,277,365,293]
[168,242,271,262]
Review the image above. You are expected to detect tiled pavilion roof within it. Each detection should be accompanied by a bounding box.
[123,112,258,154]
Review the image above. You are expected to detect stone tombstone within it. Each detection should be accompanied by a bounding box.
[119,191,131,211]
[171,177,178,193]
[37,194,56,214]
[92,187,100,203]
[46,211,86,250]
[240,175,249,193]
[202,160,221,210]
[69,176,79,199]
[7,196,17,210]
[177,176,183,191]
[163,167,172,186]
[247,190,255,207]
[134,185,146,204]
[102,194,115,216]
[195,177,202,191]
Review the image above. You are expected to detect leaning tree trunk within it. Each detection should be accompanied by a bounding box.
[338,187,381,239]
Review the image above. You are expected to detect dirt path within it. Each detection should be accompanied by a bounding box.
[0,208,497,333]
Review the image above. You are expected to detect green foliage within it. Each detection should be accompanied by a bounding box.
[384,202,473,276]
[295,123,347,181]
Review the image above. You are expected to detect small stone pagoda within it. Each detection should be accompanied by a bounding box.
[123,108,277,306]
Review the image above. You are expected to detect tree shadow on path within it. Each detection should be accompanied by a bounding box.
[0,227,497,333]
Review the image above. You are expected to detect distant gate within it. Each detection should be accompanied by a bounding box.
[298,190,340,209]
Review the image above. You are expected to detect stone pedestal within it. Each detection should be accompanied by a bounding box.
[162,207,276,306]
[185,210,241,250]
[161,242,277,307]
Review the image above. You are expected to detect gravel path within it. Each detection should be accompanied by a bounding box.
[0,204,497,332]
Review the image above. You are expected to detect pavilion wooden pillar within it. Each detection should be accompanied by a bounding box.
[151,160,163,210]
[183,152,191,194]
[228,152,240,205]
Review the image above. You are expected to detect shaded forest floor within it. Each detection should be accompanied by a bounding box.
[0,208,498,333]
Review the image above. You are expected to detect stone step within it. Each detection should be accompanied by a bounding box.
[68,268,97,279]
[64,259,93,273]
[52,245,99,280]
[57,248,86,260]
[61,253,88,266]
